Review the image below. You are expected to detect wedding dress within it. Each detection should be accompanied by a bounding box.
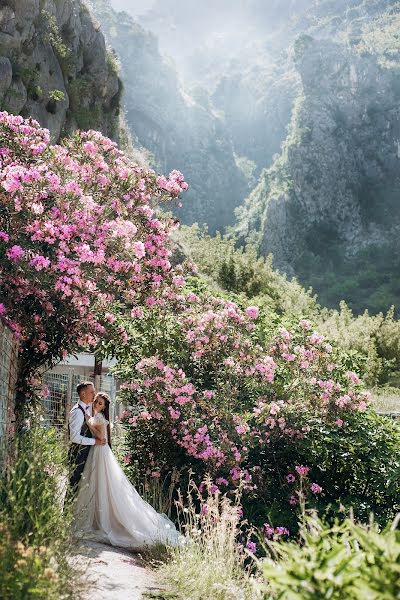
[74,412,182,549]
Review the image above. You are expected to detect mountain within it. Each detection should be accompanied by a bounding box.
[91,0,247,232]
[235,3,400,313]
[0,0,122,141]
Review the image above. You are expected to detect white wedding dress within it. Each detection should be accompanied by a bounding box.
[74,412,182,549]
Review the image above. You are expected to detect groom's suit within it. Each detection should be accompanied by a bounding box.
[68,400,95,495]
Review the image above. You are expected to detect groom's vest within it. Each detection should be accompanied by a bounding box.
[68,404,93,489]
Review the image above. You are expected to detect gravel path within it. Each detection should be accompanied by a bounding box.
[73,539,162,600]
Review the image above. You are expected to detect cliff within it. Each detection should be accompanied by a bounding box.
[235,5,400,312]
[0,0,122,141]
[91,0,247,232]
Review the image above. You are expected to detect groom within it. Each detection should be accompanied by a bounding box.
[67,381,106,499]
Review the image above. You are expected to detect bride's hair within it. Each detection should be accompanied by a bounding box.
[95,392,112,449]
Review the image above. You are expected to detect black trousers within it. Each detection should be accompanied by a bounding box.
[66,444,91,503]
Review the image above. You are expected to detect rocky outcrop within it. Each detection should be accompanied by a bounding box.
[91,0,247,232]
[0,0,122,141]
[236,32,400,277]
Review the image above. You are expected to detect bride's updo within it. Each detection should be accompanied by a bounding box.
[95,392,112,449]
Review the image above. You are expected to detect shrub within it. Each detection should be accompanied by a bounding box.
[261,514,400,600]
[113,287,400,533]
[0,425,81,599]
[0,525,61,600]
[0,111,187,419]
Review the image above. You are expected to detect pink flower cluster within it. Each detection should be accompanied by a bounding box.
[263,523,290,539]
[156,169,188,196]
[0,112,188,369]
[268,320,370,418]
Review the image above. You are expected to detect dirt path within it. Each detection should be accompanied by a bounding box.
[73,539,162,600]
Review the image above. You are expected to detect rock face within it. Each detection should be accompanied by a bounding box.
[0,0,122,141]
[236,31,400,278]
[91,0,247,232]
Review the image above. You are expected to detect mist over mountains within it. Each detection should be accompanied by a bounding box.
[2,0,397,314]
[101,1,400,315]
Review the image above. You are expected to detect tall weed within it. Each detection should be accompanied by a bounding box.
[157,476,259,600]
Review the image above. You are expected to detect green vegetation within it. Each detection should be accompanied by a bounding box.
[39,10,71,65]
[156,478,257,600]
[175,224,317,317]
[295,240,400,317]
[48,89,66,103]
[0,426,81,599]
[174,225,400,389]
[262,514,400,600]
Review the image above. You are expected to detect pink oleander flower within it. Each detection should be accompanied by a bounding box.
[298,319,311,330]
[279,327,291,340]
[6,244,24,261]
[295,465,310,477]
[289,495,299,505]
[308,332,325,345]
[246,541,257,553]
[216,477,228,486]
[269,402,281,415]
[172,275,185,287]
[235,424,249,435]
[286,473,295,483]
[311,483,323,494]
[83,141,97,156]
[347,371,360,385]
[168,407,181,420]
[131,307,144,319]
[336,418,343,427]
[245,305,259,320]
[30,254,50,271]
[0,303,6,316]
[263,524,275,538]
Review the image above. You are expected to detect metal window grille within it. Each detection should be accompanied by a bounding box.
[41,371,117,434]
[42,372,70,432]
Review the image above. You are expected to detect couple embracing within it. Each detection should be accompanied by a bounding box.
[68,381,181,549]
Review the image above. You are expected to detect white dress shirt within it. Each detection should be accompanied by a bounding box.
[69,400,95,445]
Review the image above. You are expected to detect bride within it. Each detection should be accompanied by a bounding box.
[74,392,182,549]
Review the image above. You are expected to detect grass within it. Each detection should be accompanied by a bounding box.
[0,424,84,599]
[370,387,400,415]
[154,476,259,600]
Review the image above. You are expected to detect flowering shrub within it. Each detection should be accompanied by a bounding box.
[0,111,187,416]
[116,286,400,531]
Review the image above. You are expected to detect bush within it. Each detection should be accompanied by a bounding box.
[0,524,61,600]
[113,286,400,533]
[261,514,400,600]
[0,111,187,419]
[249,407,400,532]
[0,426,81,599]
